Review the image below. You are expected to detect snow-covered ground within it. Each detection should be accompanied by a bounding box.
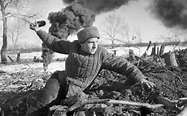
[0,52,67,73]
[0,61,65,73]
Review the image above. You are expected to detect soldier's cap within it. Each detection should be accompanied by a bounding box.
[77,26,100,44]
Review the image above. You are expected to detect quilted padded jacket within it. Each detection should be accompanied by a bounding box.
[37,30,146,89]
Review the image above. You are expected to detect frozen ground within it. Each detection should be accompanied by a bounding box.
[0,52,67,73]
[0,61,65,73]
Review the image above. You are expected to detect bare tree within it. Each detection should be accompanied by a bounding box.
[0,0,9,63]
[158,28,184,50]
[120,24,131,46]
[0,0,37,63]
[8,18,25,53]
[102,14,130,48]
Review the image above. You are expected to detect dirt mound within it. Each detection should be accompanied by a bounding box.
[0,63,187,116]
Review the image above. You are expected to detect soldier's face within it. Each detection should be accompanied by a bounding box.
[81,37,99,54]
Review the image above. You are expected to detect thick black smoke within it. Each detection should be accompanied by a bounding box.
[62,0,132,14]
[47,2,95,39]
[47,0,136,39]
[150,0,187,29]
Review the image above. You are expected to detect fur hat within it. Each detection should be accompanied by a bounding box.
[77,26,100,44]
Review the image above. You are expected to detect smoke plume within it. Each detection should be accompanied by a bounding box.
[150,0,187,29]
[47,2,95,39]
[47,0,135,39]
[62,0,132,14]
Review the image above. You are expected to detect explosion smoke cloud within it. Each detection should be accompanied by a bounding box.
[47,0,136,39]
[62,0,132,14]
[47,3,95,39]
[150,0,187,29]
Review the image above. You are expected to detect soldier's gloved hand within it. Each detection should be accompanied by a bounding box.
[30,21,40,32]
[140,78,155,91]
[131,78,155,92]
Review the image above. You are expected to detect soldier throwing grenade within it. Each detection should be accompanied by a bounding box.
[25,21,155,116]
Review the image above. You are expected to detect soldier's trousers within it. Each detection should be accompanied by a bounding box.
[25,71,68,116]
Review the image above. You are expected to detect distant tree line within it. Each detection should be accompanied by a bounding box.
[5,41,187,54]
[7,46,41,54]
[102,41,187,48]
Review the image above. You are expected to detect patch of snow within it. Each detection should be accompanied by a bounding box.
[0,61,65,73]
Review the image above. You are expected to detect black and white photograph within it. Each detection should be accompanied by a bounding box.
[0,0,187,116]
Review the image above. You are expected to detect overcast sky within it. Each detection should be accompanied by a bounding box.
[1,0,187,47]
[31,0,187,43]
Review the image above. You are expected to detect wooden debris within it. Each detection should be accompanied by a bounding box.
[142,41,152,57]
[108,99,163,109]
[163,51,178,67]
[151,43,157,56]
[7,56,14,63]
[159,44,165,56]
[50,95,187,116]
[50,98,164,116]
[157,46,160,55]
[16,52,20,63]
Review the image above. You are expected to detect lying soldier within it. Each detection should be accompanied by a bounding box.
[25,23,155,116]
